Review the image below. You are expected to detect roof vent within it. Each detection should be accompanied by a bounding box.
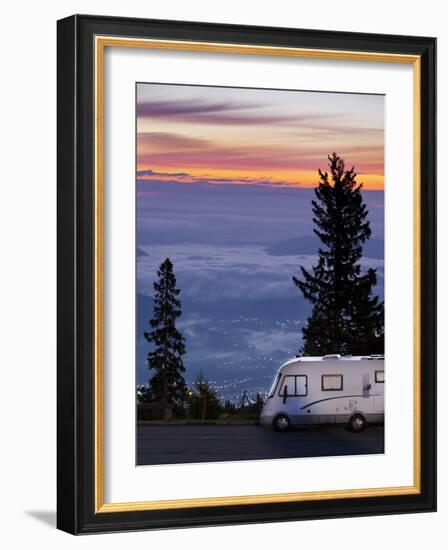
[322,354,341,360]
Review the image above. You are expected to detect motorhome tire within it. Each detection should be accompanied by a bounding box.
[273,414,290,432]
[348,413,366,432]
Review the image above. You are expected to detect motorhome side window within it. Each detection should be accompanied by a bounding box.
[321,374,343,391]
[278,375,307,396]
[375,370,385,383]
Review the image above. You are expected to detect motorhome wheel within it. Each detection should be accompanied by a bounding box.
[348,413,366,432]
[273,414,290,432]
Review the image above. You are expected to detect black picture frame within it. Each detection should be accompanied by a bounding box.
[57,14,436,535]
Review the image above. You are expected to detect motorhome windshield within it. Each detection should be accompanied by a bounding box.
[267,372,281,398]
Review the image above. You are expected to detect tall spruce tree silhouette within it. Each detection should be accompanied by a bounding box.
[293,153,384,356]
[145,258,187,417]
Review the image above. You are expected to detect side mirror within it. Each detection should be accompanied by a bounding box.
[283,389,288,404]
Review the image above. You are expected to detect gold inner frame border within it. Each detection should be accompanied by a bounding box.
[94,35,421,513]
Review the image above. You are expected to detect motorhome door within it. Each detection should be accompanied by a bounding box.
[362,372,371,398]
[373,368,385,412]
[279,374,307,412]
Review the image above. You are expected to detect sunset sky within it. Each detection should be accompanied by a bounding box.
[136,83,384,191]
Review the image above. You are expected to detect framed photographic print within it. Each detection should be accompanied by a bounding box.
[57,14,436,534]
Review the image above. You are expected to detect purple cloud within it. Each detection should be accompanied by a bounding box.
[136,98,338,126]
[136,168,300,188]
[138,132,211,150]
[137,168,190,178]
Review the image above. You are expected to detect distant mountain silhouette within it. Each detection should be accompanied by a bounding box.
[136,247,149,257]
[266,235,384,260]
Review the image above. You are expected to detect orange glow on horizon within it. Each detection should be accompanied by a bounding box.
[136,164,384,191]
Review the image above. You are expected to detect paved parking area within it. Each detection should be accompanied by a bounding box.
[137,424,384,465]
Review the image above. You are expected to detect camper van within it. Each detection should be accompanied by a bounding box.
[260,354,384,432]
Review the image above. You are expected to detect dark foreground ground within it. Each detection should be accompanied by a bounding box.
[136,424,384,465]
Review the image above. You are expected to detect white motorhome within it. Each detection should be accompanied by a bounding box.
[260,354,384,432]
